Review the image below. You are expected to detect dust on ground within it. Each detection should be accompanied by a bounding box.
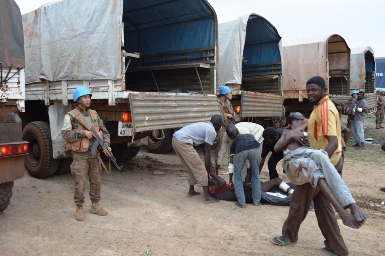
[1,114,385,256]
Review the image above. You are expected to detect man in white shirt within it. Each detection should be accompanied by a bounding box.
[172,114,223,204]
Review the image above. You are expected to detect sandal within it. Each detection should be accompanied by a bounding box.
[270,236,295,246]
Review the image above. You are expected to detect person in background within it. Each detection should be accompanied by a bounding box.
[259,127,284,180]
[172,114,223,204]
[351,90,368,150]
[346,90,358,129]
[375,90,385,129]
[215,85,235,171]
[62,86,111,221]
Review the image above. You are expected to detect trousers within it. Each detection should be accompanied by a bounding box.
[281,156,349,256]
[71,151,102,206]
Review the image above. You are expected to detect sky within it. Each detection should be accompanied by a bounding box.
[15,0,385,57]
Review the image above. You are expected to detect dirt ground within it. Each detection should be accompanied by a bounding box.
[1,115,385,256]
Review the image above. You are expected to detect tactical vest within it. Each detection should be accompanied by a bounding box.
[65,108,100,152]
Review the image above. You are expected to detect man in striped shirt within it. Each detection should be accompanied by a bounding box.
[271,76,368,255]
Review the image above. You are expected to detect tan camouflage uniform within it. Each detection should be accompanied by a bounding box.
[61,106,110,206]
[215,98,234,164]
[375,94,385,127]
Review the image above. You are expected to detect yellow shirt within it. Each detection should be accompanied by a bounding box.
[308,96,342,165]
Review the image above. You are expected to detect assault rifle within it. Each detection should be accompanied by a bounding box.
[90,127,122,171]
[73,113,122,171]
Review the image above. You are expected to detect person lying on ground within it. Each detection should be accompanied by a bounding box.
[274,112,368,227]
[208,171,293,205]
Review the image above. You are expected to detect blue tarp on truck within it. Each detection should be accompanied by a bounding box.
[376,58,385,88]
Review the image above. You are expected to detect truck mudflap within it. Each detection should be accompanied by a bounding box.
[128,92,220,134]
[241,91,284,118]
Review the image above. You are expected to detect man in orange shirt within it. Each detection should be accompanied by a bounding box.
[271,76,368,255]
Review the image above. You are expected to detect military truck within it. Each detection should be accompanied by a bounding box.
[0,0,29,212]
[218,13,284,127]
[20,0,220,178]
[282,34,351,116]
[331,47,377,113]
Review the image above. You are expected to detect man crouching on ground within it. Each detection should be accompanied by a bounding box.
[172,114,223,204]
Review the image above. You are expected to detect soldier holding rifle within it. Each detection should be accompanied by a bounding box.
[62,86,112,221]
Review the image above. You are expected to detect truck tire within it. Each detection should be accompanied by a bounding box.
[55,157,73,175]
[145,129,173,154]
[0,182,14,213]
[126,146,141,160]
[101,143,140,163]
[23,121,59,179]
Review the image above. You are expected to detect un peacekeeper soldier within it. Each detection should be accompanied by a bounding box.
[62,86,111,221]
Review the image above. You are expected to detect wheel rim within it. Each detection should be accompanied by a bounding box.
[27,138,40,167]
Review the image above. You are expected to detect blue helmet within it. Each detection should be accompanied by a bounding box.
[350,90,358,95]
[73,87,92,101]
[219,85,231,95]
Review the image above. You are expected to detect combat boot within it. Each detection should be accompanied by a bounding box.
[376,124,380,129]
[75,205,85,221]
[90,203,108,216]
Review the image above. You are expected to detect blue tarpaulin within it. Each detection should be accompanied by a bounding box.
[376,58,385,88]
[218,13,282,85]
[123,0,215,56]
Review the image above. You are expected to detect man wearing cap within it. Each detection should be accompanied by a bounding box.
[62,86,111,221]
[215,85,235,171]
[351,90,368,149]
[375,90,385,129]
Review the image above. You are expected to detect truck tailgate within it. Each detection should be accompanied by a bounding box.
[129,92,219,132]
[241,91,284,118]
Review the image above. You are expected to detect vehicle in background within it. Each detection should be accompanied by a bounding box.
[331,47,377,113]
[20,0,220,177]
[218,13,284,127]
[282,34,350,117]
[376,57,385,89]
[0,0,28,212]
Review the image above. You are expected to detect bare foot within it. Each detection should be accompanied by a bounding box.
[204,196,219,204]
[380,187,385,192]
[339,212,363,229]
[187,191,201,197]
[349,203,369,222]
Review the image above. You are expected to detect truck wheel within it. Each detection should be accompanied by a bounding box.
[0,182,14,213]
[23,121,59,178]
[55,157,73,175]
[145,129,173,154]
[126,146,140,160]
[101,144,140,163]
